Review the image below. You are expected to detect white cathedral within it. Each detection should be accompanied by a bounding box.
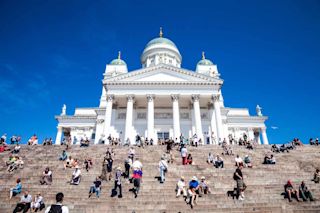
[55,28,269,145]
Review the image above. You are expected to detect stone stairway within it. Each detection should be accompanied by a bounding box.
[1,145,320,213]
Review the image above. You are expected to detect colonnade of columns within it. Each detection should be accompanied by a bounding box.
[102,94,226,144]
[55,93,269,145]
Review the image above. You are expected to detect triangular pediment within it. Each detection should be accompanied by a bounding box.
[105,64,222,84]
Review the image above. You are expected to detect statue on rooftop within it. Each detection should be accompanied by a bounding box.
[61,104,66,116]
[256,105,262,116]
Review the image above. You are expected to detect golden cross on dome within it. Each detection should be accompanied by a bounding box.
[159,27,163,38]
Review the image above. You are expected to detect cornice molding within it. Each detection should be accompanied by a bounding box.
[104,64,223,85]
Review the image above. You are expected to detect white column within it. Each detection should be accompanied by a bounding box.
[261,127,269,145]
[248,128,254,141]
[210,106,217,145]
[103,94,114,137]
[212,95,224,143]
[94,119,104,144]
[192,94,203,141]
[124,95,134,144]
[55,126,63,145]
[171,94,181,140]
[147,94,155,142]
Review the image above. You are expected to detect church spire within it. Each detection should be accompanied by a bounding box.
[118,51,121,59]
[202,51,205,60]
[159,27,163,38]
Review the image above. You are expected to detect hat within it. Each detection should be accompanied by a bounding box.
[192,176,197,181]
[180,176,185,180]
[245,155,249,157]
[201,176,205,180]
[117,166,121,170]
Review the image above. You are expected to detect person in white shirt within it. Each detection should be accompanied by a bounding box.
[214,155,224,168]
[131,157,143,198]
[176,176,187,198]
[1,133,7,144]
[128,147,135,161]
[70,166,81,185]
[235,155,243,167]
[132,158,143,171]
[207,152,214,164]
[40,167,53,185]
[31,192,44,212]
[181,145,188,165]
[12,144,21,154]
[158,157,168,183]
[45,192,69,213]
[13,191,32,213]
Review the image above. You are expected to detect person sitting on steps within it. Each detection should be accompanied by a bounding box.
[186,153,193,165]
[70,166,81,185]
[214,155,224,168]
[313,169,320,183]
[199,176,211,196]
[40,167,52,185]
[176,176,187,199]
[64,156,75,169]
[299,181,315,201]
[59,150,68,161]
[30,192,45,212]
[284,180,300,202]
[188,176,199,209]
[13,190,32,213]
[89,176,102,198]
[11,144,21,154]
[234,155,243,167]
[10,178,22,199]
[45,192,69,213]
[207,152,214,164]
[243,155,253,168]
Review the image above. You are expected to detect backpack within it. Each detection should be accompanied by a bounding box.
[233,172,237,180]
[48,204,62,213]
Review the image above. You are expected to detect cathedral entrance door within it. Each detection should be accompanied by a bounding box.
[157,132,169,140]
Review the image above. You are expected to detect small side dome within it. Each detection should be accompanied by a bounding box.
[196,51,219,77]
[104,51,128,77]
[197,52,213,65]
[110,51,126,65]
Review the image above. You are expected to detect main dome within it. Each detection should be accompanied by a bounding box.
[145,37,177,49]
[141,28,182,68]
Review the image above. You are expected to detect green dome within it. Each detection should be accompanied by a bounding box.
[145,37,177,49]
[110,51,126,65]
[110,58,126,65]
[197,59,213,66]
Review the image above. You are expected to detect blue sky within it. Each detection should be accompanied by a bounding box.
[0,0,319,144]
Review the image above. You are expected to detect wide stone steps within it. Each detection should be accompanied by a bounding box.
[1,145,320,212]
